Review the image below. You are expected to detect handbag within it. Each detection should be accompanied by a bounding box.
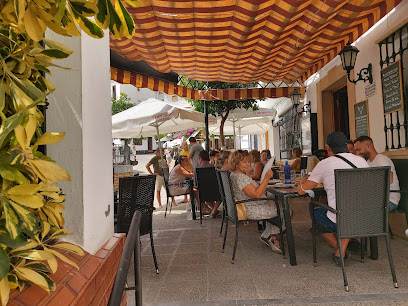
[236,203,248,221]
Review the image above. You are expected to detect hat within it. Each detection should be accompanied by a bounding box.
[326,132,348,154]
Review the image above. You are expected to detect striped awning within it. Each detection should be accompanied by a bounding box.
[111,67,304,100]
[110,0,401,84]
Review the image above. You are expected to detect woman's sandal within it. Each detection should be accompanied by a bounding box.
[269,237,283,254]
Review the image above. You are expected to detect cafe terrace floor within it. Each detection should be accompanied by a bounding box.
[127,198,408,305]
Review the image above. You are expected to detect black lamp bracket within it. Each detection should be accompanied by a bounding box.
[347,63,373,84]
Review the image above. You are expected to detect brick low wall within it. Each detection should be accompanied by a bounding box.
[9,234,127,306]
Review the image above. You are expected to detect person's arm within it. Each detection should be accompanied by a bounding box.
[297,179,318,195]
[176,165,193,178]
[242,169,273,199]
[145,162,156,175]
[250,162,263,180]
[187,148,194,160]
[290,158,300,170]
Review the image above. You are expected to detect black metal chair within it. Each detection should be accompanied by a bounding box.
[195,167,222,225]
[310,167,398,292]
[162,167,190,218]
[116,175,159,274]
[216,169,285,263]
[109,211,142,306]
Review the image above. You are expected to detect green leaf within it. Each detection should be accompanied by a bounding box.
[0,84,5,113]
[14,250,53,261]
[18,80,45,104]
[2,200,20,239]
[70,0,98,16]
[54,0,67,22]
[14,0,27,21]
[0,247,10,281]
[24,262,50,273]
[0,233,27,248]
[71,8,104,38]
[95,0,109,29]
[42,39,73,55]
[40,49,71,59]
[0,166,14,181]
[115,0,135,38]
[106,0,122,38]
[38,272,55,291]
[14,267,50,291]
[8,202,38,233]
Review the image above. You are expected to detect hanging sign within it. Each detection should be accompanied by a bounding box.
[381,60,404,114]
[354,100,369,137]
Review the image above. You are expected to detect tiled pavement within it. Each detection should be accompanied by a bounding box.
[125,197,408,305]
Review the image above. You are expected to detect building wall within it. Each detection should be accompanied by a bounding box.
[306,1,408,154]
[46,31,114,254]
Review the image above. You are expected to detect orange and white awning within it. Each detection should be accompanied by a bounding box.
[111,67,305,100]
[110,0,401,84]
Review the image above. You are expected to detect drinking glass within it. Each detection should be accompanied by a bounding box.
[279,171,285,183]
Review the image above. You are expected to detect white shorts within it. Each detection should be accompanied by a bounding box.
[155,175,165,190]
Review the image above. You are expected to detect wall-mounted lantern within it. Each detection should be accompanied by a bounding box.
[339,42,373,84]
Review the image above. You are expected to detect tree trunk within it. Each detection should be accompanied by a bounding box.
[220,103,231,149]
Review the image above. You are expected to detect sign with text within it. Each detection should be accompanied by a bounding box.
[354,100,369,137]
[381,60,404,114]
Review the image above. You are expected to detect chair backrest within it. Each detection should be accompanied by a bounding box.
[161,167,171,196]
[117,175,156,236]
[109,211,142,306]
[335,166,390,238]
[391,158,408,215]
[216,169,238,223]
[195,167,221,202]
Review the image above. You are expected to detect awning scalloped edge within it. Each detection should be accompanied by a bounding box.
[111,67,305,101]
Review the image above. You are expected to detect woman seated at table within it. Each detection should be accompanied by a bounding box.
[290,147,302,171]
[260,149,272,165]
[249,150,263,180]
[215,151,231,170]
[168,155,193,205]
[229,151,282,253]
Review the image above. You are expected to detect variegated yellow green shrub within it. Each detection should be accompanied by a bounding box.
[0,0,139,303]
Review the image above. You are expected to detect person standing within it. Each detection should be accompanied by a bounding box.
[146,148,166,209]
[297,132,369,265]
[188,136,204,169]
[354,135,400,211]
[179,140,192,203]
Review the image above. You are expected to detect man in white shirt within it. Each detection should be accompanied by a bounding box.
[297,132,369,266]
[354,136,400,211]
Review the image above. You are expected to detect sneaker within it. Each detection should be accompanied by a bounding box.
[332,254,343,267]
[269,238,283,254]
[260,236,271,247]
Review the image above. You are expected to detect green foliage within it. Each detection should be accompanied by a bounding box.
[0,0,139,302]
[180,77,260,146]
[111,92,134,115]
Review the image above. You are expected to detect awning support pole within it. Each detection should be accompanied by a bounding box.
[155,124,166,168]
[204,100,210,152]
[233,119,236,150]
[238,126,242,150]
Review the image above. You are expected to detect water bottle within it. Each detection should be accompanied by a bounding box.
[284,161,291,184]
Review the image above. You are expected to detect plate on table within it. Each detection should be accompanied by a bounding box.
[273,183,295,189]
[268,179,281,185]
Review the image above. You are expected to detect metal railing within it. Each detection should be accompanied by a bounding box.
[108,211,142,306]
[379,23,408,150]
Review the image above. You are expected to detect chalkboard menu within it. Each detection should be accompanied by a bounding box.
[381,60,404,114]
[354,100,369,137]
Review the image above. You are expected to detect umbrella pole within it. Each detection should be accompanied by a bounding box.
[204,100,210,152]
[233,119,236,150]
[155,124,166,168]
[238,126,242,150]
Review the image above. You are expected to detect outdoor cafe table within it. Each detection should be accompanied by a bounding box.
[266,185,326,266]
[267,184,379,266]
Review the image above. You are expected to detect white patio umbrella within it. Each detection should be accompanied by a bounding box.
[112,98,215,159]
[209,107,276,149]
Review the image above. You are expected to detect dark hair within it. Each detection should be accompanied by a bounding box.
[177,155,188,164]
[354,135,373,144]
[188,136,196,143]
[292,147,302,157]
[261,149,271,160]
[249,150,261,163]
[210,150,219,157]
[347,140,354,145]
[198,150,210,161]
